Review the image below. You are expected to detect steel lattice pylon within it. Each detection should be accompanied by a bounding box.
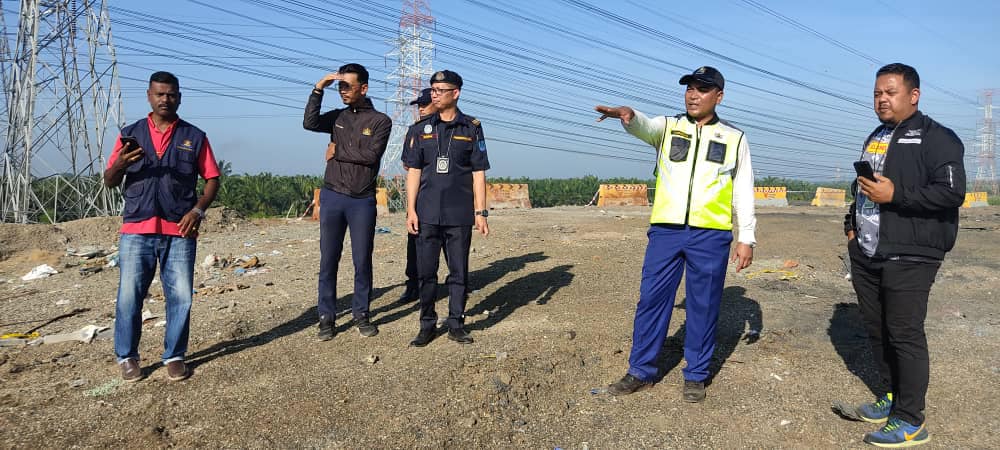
[973,90,998,195]
[381,0,434,212]
[1,0,123,223]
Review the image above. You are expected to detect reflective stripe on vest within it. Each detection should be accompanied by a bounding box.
[650,115,741,230]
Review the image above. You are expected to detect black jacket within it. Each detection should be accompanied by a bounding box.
[844,110,966,260]
[303,92,392,198]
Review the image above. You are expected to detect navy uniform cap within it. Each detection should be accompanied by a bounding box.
[678,66,725,90]
[410,88,432,105]
[430,70,463,88]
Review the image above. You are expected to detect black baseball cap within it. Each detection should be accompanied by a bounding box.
[678,66,725,90]
[430,70,463,88]
[409,88,432,106]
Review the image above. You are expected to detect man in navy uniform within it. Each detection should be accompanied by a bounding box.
[404,70,490,347]
[398,88,437,303]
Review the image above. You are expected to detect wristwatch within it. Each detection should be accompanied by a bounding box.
[475,210,489,217]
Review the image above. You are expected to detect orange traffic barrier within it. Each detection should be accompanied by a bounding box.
[962,191,989,208]
[597,184,649,207]
[487,183,532,209]
[376,187,389,216]
[811,187,846,207]
[754,186,788,207]
[311,188,321,220]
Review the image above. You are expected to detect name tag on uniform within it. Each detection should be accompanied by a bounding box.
[436,156,449,174]
[421,134,434,140]
[453,135,472,142]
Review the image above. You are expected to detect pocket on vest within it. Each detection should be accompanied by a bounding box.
[707,141,727,164]
[669,136,690,162]
[123,182,145,215]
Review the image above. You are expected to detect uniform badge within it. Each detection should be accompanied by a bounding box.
[471,118,480,126]
[423,124,432,134]
[362,128,372,136]
[478,140,487,152]
[714,131,724,140]
[177,139,194,151]
[433,71,445,82]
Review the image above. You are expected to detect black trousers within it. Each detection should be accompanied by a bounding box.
[405,232,450,291]
[849,239,941,425]
[416,223,471,331]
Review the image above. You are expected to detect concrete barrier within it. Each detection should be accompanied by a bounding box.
[487,183,532,209]
[597,184,649,207]
[754,186,788,207]
[962,191,989,208]
[811,187,846,207]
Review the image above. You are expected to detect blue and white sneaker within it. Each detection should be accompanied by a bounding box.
[863,417,930,448]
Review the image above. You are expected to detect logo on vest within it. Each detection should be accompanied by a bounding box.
[177,139,195,152]
[362,127,372,136]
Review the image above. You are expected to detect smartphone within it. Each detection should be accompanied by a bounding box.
[119,136,140,151]
[853,160,876,181]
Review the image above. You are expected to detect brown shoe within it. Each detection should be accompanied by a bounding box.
[683,380,706,403]
[608,374,653,396]
[120,359,143,383]
[165,360,189,382]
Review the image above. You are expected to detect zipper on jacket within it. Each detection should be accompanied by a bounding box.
[684,124,701,226]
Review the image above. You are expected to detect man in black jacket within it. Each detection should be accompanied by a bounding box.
[835,63,965,448]
[303,63,392,340]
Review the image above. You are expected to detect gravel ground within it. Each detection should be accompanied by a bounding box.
[1,206,998,449]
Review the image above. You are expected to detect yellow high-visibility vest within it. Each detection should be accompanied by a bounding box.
[650,115,743,230]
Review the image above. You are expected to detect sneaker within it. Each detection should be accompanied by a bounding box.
[317,315,335,341]
[120,359,143,383]
[357,319,379,337]
[833,393,892,423]
[863,417,930,448]
[608,374,653,396]
[165,360,189,382]
[857,393,893,423]
[683,380,706,403]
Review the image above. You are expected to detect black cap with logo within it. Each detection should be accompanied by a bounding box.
[678,66,725,90]
[410,88,432,106]
[430,70,463,88]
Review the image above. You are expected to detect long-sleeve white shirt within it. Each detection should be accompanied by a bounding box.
[624,109,757,245]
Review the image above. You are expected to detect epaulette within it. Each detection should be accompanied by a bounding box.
[466,115,481,126]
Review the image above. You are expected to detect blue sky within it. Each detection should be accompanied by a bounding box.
[7,0,1000,181]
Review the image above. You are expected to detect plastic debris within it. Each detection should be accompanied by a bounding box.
[22,264,58,281]
[375,226,391,234]
[141,310,158,323]
[154,320,167,327]
[29,325,108,345]
[201,254,219,269]
[589,387,608,395]
[105,252,120,268]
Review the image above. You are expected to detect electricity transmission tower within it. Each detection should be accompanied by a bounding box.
[973,90,997,195]
[382,0,434,211]
[1,0,123,223]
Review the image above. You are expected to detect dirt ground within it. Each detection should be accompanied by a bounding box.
[0,205,997,449]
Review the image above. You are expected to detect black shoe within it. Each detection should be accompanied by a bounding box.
[397,286,419,303]
[409,329,435,347]
[357,319,379,337]
[608,374,653,396]
[683,380,706,403]
[447,327,474,344]
[317,315,335,341]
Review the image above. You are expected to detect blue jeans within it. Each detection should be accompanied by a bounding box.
[114,233,196,364]
[318,188,376,321]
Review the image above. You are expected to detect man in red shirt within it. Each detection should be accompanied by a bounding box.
[104,71,220,382]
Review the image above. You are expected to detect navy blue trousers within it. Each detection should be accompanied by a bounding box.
[628,225,732,383]
[416,223,471,331]
[317,188,376,321]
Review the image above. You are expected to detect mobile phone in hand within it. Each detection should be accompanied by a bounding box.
[853,160,876,181]
[120,136,140,151]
